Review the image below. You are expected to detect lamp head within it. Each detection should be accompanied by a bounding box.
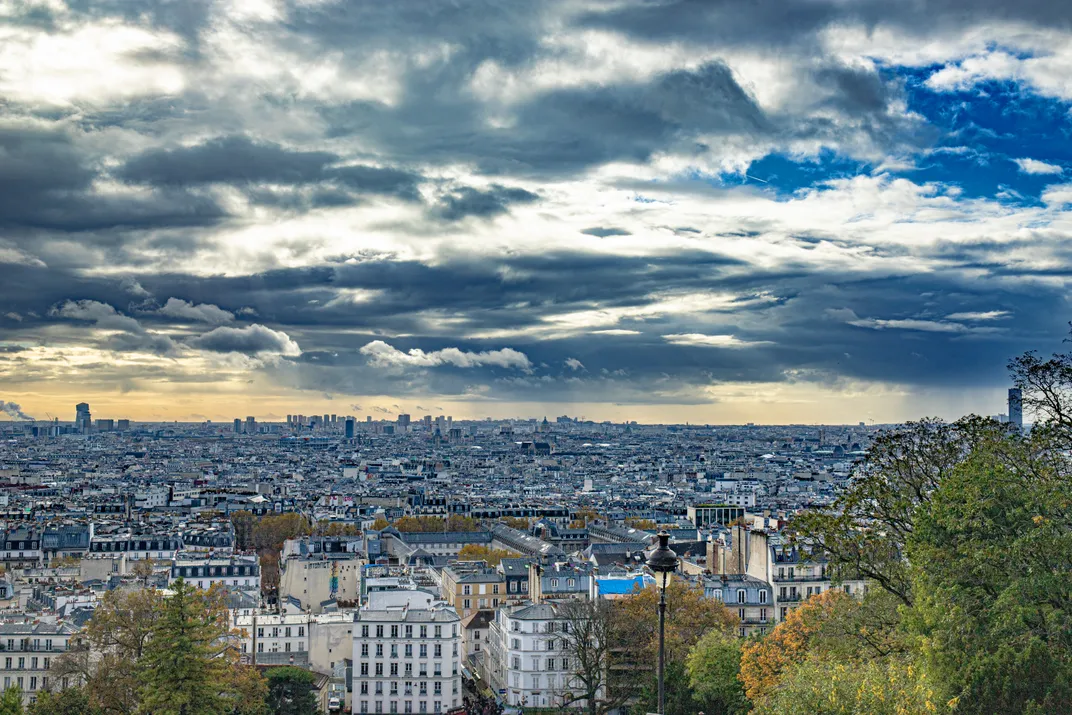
[645,530,678,587]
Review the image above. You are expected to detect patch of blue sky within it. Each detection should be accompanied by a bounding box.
[704,67,1070,204]
[894,67,1071,203]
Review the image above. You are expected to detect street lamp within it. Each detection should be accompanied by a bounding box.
[645,531,678,715]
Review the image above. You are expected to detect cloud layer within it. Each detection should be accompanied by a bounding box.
[2,0,1072,422]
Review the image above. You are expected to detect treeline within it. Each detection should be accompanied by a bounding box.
[371,515,481,532]
[20,581,319,715]
[230,512,311,598]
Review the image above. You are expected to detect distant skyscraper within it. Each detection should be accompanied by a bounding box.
[286,414,293,425]
[1008,388,1023,430]
[367,416,372,423]
[345,418,355,439]
[398,414,411,427]
[75,402,91,433]
[117,419,130,431]
[234,418,242,433]
[245,416,256,434]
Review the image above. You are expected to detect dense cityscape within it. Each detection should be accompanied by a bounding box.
[4,0,1072,712]
[0,386,1029,714]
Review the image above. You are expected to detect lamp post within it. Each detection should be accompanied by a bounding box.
[645,531,679,715]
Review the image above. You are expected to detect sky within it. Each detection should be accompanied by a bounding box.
[1,0,1072,425]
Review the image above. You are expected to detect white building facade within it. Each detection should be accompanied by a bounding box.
[487,603,586,710]
[352,591,462,715]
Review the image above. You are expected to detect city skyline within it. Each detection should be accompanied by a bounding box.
[2,1,1072,423]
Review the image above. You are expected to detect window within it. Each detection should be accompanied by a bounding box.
[405,625,413,637]
[362,644,369,657]
[463,585,470,595]
[463,599,470,609]
[546,658,555,670]
[362,625,369,638]
[391,645,398,658]
[375,664,384,676]
[285,627,291,637]
[738,608,745,621]
[376,625,384,638]
[550,578,559,588]
[390,664,399,676]
[420,626,428,638]
[376,644,384,657]
[391,625,399,638]
[759,590,768,604]
[434,626,442,638]
[361,684,370,695]
[404,644,412,657]
[434,645,441,658]
[512,656,520,670]
[737,589,746,604]
[405,664,412,676]
[419,645,427,658]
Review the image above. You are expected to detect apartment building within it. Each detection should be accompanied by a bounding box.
[169,554,261,593]
[352,590,462,715]
[0,621,80,705]
[440,562,505,620]
[486,602,586,711]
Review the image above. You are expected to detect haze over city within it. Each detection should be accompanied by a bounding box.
[2,0,1072,424]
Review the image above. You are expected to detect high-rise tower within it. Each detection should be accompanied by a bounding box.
[1008,388,1023,431]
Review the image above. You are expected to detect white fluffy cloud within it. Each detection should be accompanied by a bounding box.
[360,340,532,370]
[1015,158,1064,175]
[158,298,235,325]
[188,324,301,356]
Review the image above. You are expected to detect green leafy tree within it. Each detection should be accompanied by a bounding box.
[137,579,245,715]
[27,687,101,715]
[906,428,1072,713]
[265,667,318,715]
[0,686,22,715]
[685,630,750,715]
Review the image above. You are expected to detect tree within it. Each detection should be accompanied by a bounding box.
[616,581,737,665]
[739,590,852,703]
[568,508,604,529]
[0,687,22,715]
[906,428,1072,713]
[265,666,318,715]
[456,544,517,567]
[751,655,943,715]
[28,687,101,715]
[499,517,531,530]
[685,630,749,715]
[49,587,162,715]
[554,600,630,715]
[792,418,982,606]
[370,517,389,530]
[624,518,656,530]
[1008,325,1072,438]
[615,581,736,714]
[137,579,262,715]
[132,558,155,588]
[230,512,256,551]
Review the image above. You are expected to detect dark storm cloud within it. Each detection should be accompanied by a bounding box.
[321,61,778,178]
[0,121,225,233]
[577,0,1072,47]
[117,136,335,186]
[432,185,540,221]
[581,227,632,237]
[117,135,425,203]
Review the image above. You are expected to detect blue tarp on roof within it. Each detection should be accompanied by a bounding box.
[595,574,652,595]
